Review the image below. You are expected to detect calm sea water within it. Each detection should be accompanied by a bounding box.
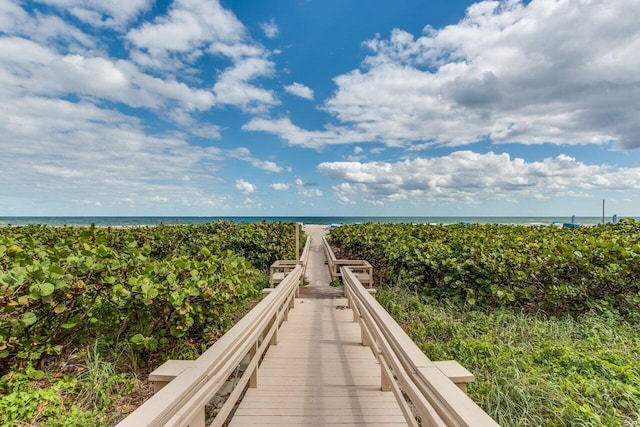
[0,216,634,227]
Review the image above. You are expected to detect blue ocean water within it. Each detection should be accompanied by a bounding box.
[0,216,634,227]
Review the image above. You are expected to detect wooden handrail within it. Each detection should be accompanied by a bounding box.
[321,236,373,286]
[342,267,499,426]
[118,237,310,427]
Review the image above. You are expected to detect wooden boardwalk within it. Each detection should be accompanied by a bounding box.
[119,225,498,427]
[230,226,407,426]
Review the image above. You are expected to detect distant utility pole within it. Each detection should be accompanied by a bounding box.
[602,199,605,224]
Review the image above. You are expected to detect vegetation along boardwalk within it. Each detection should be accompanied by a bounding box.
[119,225,498,426]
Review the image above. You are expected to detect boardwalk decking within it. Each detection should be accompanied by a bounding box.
[230,226,408,426]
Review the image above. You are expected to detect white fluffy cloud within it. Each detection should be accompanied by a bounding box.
[127,0,245,56]
[0,0,281,213]
[260,19,279,39]
[126,0,278,112]
[35,0,153,27]
[318,151,640,205]
[1,1,95,49]
[228,147,283,173]
[0,35,217,119]
[0,95,228,211]
[266,179,322,197]
[213,57,278,111]
[294,179,323,198]
[243,117,370,148]
[284,82,314,100]
[250,0,640,150]
[270,183,291,191]
[235,179,257,194]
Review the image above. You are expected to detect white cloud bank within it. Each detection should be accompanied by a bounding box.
[318,151,640,205]
[0,0,280,213]
[0,95,227,211]
[249,0,640,150]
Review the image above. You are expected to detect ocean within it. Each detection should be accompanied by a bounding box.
[0,216,633,227]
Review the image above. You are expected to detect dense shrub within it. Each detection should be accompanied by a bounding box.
[332,221,640,425]
[330,220,640,316]
[0,222,297,374]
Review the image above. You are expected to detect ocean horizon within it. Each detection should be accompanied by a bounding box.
[0,216,634,227]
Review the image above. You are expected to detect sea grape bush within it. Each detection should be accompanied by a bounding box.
[330,220,640,316]
[0,222,297,374]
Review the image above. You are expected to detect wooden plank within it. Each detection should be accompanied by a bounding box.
[231,415,407,424]
[240,386,388,396]
[232,423,405,427]
[232,420,407,427]
[234,407,405,416]
[238,397,400,408]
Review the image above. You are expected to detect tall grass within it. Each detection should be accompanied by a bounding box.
[377,287,640,426]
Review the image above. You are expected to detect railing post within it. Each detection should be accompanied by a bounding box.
[380,356,393,392]
[270,312,279,346]
[249,341,258,388]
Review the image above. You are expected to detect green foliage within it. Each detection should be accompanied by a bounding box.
[332,221,640,426]
[0,221,296,373]
[329,279,342,287]
[0,362,117,426]
[377,287,640,426]
[330,220,640,316]
[0,221,297,424]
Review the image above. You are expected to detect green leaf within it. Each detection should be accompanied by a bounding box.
[21,312,37,326]
[7,245,23,256]
[39,282,55,297]
[130,334,144,345]
[144,337,158,351]
[27,368,45,380]
[49,264,65,275]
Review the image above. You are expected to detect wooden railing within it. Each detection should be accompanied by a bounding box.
[118,237,310,427]
[342,266,499,426]
[321,236,373,286]
[269,231,312,287]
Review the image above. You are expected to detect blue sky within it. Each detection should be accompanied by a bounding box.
[1,0,639,217]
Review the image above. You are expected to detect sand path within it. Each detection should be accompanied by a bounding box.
[299,225,343,299]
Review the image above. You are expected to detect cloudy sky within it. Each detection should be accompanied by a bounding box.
[1,0,639,217]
